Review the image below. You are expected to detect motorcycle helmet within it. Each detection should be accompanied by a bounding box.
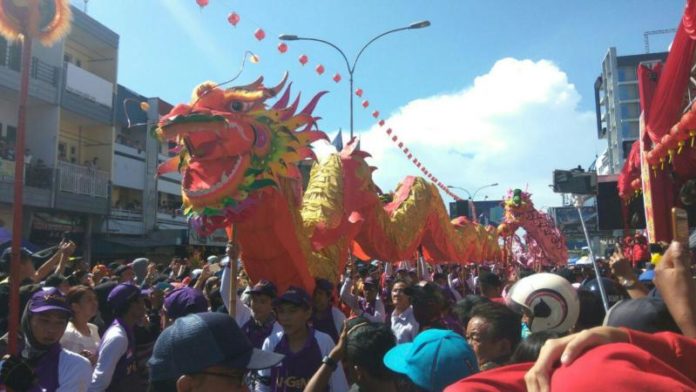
[506,272,580,334]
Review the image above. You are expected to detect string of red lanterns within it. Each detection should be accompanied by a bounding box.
[195,2,464,201]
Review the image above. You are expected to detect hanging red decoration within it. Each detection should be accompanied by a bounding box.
[332,73,341,83]
[378,120,385,127]
[298,54,309,65]
[315,64,325,75]
[392,135,398,142]
[362,100,369,108]
[254,28,266,41]
[196,0,209,7]
[372,110,380,118]
[386,128,392,135]
[355,88,363,97]
[404,148,409,154]
[398,142,404,148]
[277,42,288,53]
[227,12,240,26]
[408,153,413,159]
[417,162,421,168]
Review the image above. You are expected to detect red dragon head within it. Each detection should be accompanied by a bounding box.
[153,73,327,233]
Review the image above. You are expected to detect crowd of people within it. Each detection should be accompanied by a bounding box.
[0,236,694,391]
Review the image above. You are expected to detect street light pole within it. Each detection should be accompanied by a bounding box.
[447,183,499,223]
[279,20,430,140]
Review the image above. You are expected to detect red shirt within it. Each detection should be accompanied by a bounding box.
[445,329,696,392]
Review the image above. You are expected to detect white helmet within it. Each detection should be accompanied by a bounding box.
[506,273,579,334]
[207,255,219,264]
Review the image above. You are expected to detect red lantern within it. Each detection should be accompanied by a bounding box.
[277,42,288,53]
[408,153,413,159]
[386,128,392,135]
[227,12,240,26]
[372,110,380,118]
[398,142,404,148]
[315,64,325,75]
[254,28,266,41]
[378,120,385,126]
[196,0,209,7]
[417,162,421,168]
[392,135,398,142]
[404,148,409,154]
[355,88,363,97]
[332,73,341,83]
[362,100,369,108]
[298,54,308,65]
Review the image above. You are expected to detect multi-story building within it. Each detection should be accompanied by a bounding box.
[0,6,209,263]
[594,47,667,175]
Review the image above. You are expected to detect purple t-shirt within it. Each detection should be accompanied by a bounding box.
[269,329,326,392]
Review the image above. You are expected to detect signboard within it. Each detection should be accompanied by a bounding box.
[472,200,504,226]
[551,206,597,234]
[0,158,16,183]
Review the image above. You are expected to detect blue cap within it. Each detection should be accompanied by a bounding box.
[638,269,655,282]
[274,286,311,308]
[383,329,478,391]
[148,312,284,381]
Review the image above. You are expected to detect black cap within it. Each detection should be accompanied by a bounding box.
[0,247,34,273]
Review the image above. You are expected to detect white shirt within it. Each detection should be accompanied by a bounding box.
[60,322,101,357]
[256,329,348,392]
[89,323,128,392]
[330,306,346,335]
[339,277,386,323]
[221,258,253,326]
[57,349,93,392]
[391,306,419,344]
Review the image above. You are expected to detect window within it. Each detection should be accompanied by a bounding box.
[620,121,639,139]
[0,37,6,66]
[5,126,16,143]
[617,65,638,82]
[617,85,639,101]
[619,102,640,119]
[8,42,20,71]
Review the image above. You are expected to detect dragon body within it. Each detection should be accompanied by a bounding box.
[499,189,568,266]
[155,74,500,292]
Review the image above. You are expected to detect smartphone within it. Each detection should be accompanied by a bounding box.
[671,207,690,244]
[208,263,221,274]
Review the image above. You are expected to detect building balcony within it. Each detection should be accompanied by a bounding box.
[61,62,113,124]
[54,160,109,214]
[113,143,146,190]
[0,42,61,104]
[0,158,53,207]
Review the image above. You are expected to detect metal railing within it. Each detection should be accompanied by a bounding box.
[31,57,59,86]
[110,208,143,220]
[57,161,109,198]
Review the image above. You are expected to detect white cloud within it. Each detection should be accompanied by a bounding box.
[318,58,599,209]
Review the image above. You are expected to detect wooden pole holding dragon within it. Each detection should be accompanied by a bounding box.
[0,0,71,355]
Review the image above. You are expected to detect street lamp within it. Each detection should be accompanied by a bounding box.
[447,183,499,200]
[279,20,430,140]
[447,183,499,223]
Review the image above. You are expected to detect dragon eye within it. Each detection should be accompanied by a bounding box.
[229,101,251,113]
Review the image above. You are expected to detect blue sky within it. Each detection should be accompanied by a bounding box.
[76,0,685,207]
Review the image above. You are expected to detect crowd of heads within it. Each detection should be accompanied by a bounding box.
[0,237,693,391]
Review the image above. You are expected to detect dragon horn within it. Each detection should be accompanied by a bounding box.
[236,75,265,91]
[272,82,293,109]
[299,91,328,116]
[265,72,289,98]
